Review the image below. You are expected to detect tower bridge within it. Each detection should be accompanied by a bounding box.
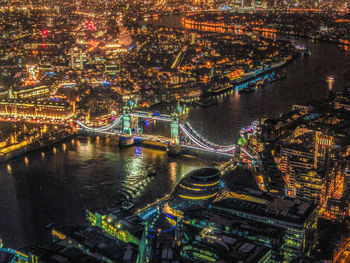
[77,109,237,157]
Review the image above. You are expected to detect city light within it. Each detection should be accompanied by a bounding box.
[42,29,48,37]
[87,21,96,30]
[0,1,349,263]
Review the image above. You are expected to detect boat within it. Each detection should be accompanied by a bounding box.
[140,140,167,150]
[256,80,267,88]
[275,72,286,81]
[243,60,287,79]
[167,144,182,157]
[195,98,218,108]
[294,45,311,56]
[239,85,256,94]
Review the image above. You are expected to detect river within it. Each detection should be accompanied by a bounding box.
[0,15,350,249]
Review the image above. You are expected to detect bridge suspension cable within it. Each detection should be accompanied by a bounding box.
[77,115,123,132]
[184,122,236,151]
[179,124,236,154]
[180,124,232,153]
[180,124,220,152]
[240,147,255,160]
[181,123,236,152]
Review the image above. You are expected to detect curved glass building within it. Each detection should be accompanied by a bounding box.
[170,167,221,207]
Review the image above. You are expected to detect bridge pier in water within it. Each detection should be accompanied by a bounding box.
[119,135,135,147]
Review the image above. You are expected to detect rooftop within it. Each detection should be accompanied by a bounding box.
[170,167,221,205]
[0,98,71,107]
[210,193,316,225]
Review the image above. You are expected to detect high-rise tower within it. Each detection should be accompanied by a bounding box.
[327,76,335,92]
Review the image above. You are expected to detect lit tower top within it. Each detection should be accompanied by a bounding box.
[327,76,335,91]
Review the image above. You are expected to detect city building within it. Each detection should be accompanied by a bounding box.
[170,167,221,207]
[259,89,350,211]
[9,84,50,99]
[69,46,87,70]
[0,98,74,120]
[180,208,285,262]
[210,192,318,261]
[29,225,139,263]
[280,143,322,202]
[87,207,144,247]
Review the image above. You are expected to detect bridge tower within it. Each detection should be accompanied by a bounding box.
[122,109,139,135]
[122,99,138,135]
[122,109,131,135]
[171,117,180,144]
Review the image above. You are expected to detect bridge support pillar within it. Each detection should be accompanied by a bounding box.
[123,109,139,135]
[123,109,132,135]
[167,144,182,156]
[130,115,139,134]
[119,135,135,147]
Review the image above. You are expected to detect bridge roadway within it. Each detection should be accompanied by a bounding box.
[129,110,173,122]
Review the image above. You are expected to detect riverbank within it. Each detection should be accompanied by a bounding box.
[181,11,350,50]
[0,130,76,164]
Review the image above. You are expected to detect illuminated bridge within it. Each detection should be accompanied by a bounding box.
[77,110,237,157]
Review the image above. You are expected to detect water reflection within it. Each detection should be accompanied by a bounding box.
[0,135,211,248]
[6,164,11,173]
[122,148,153,200]
[169,162,177,186]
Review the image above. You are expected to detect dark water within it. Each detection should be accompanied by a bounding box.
[0,137,212,248]
[187,42,350,144]
[148,15,350,144]
[1,15,350,249]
